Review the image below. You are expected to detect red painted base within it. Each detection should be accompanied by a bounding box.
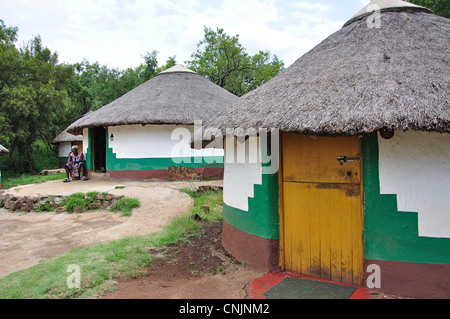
[248,271,370,299]
[96,167,223,181]
[222,221,280,272]
[364,259,450,299]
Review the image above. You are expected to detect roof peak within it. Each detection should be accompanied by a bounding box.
[158,64,197,75]
[346,0,432,26]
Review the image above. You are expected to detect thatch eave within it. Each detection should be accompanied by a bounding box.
[51,130,83,144]
[0,144,9,155]
[66,69,238,135]
[208,10,450,136]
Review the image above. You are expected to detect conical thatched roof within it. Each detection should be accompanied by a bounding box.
[0,144,8,155]
[51,129,83,144]
[210,1,449,135]
[67,65,238,135]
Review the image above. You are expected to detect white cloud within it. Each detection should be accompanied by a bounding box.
[0,0,358,70]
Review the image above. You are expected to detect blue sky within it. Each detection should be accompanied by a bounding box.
[0,0,370,69]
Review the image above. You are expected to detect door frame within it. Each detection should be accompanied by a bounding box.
[93,126,107,172]
[278,133,365,285]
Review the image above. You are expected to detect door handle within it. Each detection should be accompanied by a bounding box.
[345,171,352,180]
[337,156,360,165]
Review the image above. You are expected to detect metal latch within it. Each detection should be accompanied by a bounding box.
[337,156,360,165]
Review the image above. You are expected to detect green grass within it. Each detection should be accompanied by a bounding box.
[0,188,223,299]
[33,191,141,216]
[109,197,141,217]
[2,173,66,190]
[180,188,223,222]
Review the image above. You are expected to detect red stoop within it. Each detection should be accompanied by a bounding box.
[248,271,370,299]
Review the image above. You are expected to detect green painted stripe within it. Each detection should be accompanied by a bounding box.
[105,128,223,171]
[84,128,94,170]
[223,135,279,240]
[85,127,223,171]
[106,147,224,171]
[59,157,68,163]
[223,172,279,240]
[362,133,450,264]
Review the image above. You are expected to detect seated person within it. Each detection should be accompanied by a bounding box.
[64,145,88,182]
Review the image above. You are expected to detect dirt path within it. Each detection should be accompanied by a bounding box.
[0,179,222,278]
[102,221,264,299]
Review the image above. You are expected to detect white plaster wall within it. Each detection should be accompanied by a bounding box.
[83,128,89,154]
[223,137,262,212]
[108,125,223,159]
[378,131,450,238]
[58,142,72,157]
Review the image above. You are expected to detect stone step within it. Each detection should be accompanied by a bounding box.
[88,172,109,180]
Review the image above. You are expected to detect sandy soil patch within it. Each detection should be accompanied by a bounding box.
[0,179,222,278]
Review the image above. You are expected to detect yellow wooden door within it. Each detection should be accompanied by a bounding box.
[281,133,363,285]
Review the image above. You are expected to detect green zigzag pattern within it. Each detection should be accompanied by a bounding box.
[362,133,450,264]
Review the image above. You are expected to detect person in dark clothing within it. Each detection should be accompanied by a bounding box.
[64,145,88,182]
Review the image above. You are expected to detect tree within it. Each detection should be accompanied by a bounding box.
[186,27,284,96]
[158,55,177,72]
[141,50,159,81]
[66,60,144,121]
[66,51,177,125]
[406,0,449,18]
[0,20,73,173]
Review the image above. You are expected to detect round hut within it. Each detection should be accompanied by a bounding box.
[67,65,238,180]
[0,144,9,189]
[209,0,450,298]
[52,128,84,168]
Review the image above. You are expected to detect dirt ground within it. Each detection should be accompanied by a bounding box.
[0,178,264,299]
[0,178,223,278]
[102,221,263,299]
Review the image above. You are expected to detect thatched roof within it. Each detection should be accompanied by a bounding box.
[209,1,449,136]
[67,65,238,135]
[0,144,8,155]
[51,129,83,144]
[52,111,92,143]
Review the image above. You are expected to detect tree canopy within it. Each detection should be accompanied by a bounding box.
[406,0,449,18]
[0,20,73,172]
[185,27,284,97]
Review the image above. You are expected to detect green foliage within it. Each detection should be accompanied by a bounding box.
[1,18,283,176]
[109,197,141,216]
[406,0,449,18]
[86,191,99,199]
[140,50,159,81]
[0,20,73,173]
[34,201,56,212]
[64,197,87,213]
[64,193,89,213]
[66,60,146,119]
[180,188,224,222]
[186,26,284,96]
[64,51,178,126]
